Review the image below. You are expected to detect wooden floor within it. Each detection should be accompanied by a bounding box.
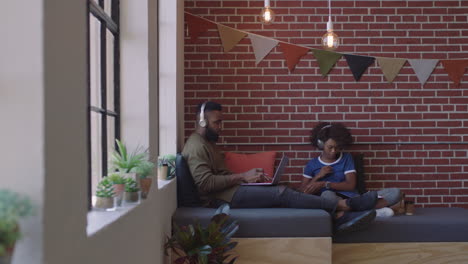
[333,242,468,264]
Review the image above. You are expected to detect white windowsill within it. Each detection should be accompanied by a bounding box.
[86,201,139,236]
[158,178,174,189]
[86,177,176,236]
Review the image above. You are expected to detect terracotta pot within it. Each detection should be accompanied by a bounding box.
[0,242,15,264]
[140,178,152,199]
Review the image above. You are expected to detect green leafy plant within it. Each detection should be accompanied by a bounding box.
[159,154,176,179]
[132,160,155,179]
[111,139,147,173]
[107,173,126,185]
[124,177,140,193]
[96,178,115,198]
[0,189,34,257]
[164,204,239,264]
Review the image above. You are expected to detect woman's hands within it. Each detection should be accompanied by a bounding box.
[315,165,333,180]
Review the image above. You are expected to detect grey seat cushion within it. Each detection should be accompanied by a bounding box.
[173,207,332,237]
[334,207,468,243]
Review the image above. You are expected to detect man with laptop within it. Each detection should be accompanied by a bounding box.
[182,101,378,233]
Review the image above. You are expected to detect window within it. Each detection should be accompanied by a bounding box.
[88,0,120,204]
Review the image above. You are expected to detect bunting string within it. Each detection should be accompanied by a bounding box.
[185,12,468,87]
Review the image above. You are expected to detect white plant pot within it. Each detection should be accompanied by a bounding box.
[124,191,140,204]
[94,197,116,211]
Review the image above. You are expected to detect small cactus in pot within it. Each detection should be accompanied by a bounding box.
[94,178,115,210]
[0,189,34,263]
[132,160,155,199]
[124,177,140,203]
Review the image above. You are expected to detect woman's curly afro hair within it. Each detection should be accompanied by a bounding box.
[310,122,353,149]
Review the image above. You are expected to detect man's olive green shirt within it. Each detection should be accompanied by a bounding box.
[182,133,239,204]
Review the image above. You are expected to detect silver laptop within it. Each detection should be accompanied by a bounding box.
[241,155,289,186]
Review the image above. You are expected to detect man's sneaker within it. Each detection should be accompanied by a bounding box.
[346,191,378,211]
[376,207,394,218]
[334,210,376,235]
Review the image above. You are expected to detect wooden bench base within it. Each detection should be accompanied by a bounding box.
[333,242,468,264]
[169,239,468,264]
[233,237,331,264]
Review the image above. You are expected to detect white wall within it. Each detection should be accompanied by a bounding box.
[159,0,185,154]
[120,0,150,148]
[0,2,44,264]
[1,0,182,263]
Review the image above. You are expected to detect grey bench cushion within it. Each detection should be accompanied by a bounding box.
[173,207,332,237]
[334,207,468,243]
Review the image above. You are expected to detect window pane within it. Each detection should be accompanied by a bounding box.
[104,0,112,17]
[107,115,116,173]
[106,30,115,112]
[89,15,102,108]
[90,111,103,196]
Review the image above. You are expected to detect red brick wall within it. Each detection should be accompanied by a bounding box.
[183,0,468,208]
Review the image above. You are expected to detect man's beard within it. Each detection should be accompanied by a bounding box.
[205,125,219,142]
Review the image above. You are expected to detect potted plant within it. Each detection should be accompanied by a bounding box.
[123,177,140,203]
[107,173,126,206]
[158,154,176,180]
[94,178,116,210]
[132,160,155,199]
[110,139,146,181]
[0,189,34,264]
[164,204,239,264]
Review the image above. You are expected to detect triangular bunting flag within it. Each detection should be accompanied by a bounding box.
[312,49,343,77]
[217,24,247,53]
[408,59,438,85]
[248,34,279,65]
[377,57,407,83]
[185,13,216,41]
[343,54,375,81]
[441,59,468,87]
[278,43,310,72]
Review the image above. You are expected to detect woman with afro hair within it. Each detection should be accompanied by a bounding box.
[300,122,401,217]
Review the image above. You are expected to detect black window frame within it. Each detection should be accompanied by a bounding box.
[87,0,121,208]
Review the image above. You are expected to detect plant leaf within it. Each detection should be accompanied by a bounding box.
[187,245,212,256]
[224,242,238,252]
[198,254,208,264]
[220,220,238,235]
[214,203,230,216]
[223,225,239,243]
[174,256,188,264]
[226,256,238,264]
[211,213,228,225]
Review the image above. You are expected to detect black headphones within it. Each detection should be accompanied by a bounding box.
[317,124,332,150]
[199,102,208,128]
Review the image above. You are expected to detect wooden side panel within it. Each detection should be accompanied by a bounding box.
[333,242,468,264]
[233,237,332,264]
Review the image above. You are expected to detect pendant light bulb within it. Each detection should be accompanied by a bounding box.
[322,16,339,50]
[259,0,275,25]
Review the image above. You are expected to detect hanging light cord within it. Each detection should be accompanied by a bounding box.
[328,0,332,22]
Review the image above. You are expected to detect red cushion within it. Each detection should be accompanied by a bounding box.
[224,151,276,179]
